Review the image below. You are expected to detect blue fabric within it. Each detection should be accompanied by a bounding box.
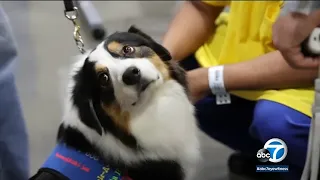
[181,54,311,180]
[42,143,127,180]
[0,5,29,180]
[250,100,310,178]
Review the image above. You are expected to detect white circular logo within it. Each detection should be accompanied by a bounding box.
[263,138,287,163]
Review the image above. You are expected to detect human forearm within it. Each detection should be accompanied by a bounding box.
[194,51,318,93]
[162,1,224,61]
[223,51,317,90]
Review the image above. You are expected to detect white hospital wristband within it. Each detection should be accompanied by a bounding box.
[208,66,231,105]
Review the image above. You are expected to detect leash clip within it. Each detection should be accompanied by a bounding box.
[64,7,86,54]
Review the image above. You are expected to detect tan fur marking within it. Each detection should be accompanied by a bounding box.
[149,54,171,81]
[94,64,108,73]
[107,41,122,54]
[102,103,131,134]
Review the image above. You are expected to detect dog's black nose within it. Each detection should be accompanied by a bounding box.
[122,66,141,85]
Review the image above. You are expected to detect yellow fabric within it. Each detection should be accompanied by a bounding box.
[202,1,230,6]
[196,1,314,117]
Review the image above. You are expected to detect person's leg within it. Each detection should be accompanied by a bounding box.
[195,95,262,154]
[0,6,29,180]
[250,100,311,180]
[195,95,288,179]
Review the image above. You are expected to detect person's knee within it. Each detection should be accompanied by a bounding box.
[250,100,292,142]
[250,100,311,168]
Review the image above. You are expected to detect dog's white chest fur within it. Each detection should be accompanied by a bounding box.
[130,80,201,179]
[130,80,200,162]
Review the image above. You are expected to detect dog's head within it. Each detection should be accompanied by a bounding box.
[80,25,172,105]
[69,26,174,147]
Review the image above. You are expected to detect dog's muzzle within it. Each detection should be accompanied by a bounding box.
[122,66,141,86]
[122,66,154,93]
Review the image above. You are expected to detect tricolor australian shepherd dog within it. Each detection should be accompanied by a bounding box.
[30,26,200,180]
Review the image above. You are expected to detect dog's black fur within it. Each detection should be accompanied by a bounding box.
[29,26,190,180]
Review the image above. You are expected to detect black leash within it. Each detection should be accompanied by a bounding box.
[63,0,86,54]
[63,0,75,12]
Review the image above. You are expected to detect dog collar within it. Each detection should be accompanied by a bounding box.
[41,143,132,180]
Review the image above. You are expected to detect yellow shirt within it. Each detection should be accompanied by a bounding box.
[195,1,314,117]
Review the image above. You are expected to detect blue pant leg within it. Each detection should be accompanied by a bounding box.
[0,6,29,180]
[195,95,263,155]
[250,100,310,179]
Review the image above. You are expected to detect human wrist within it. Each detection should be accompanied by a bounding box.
[208,65,227,94]
[199,67,210,92]
[208,65,231,104]
[187,68,210,95]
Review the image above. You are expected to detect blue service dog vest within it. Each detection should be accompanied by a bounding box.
[41,143,132,180]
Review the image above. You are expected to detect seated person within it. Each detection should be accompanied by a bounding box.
[163,1,316,179]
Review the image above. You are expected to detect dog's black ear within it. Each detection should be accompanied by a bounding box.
[128,25,153,40]
[128,25,172,61]
[151,43,172,61]
[71,58,104,136]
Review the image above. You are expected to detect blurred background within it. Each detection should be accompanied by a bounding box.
[2,1,235,179]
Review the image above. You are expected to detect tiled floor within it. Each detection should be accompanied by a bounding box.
[2,1,246,179]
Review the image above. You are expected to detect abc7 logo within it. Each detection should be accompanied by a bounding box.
[256,148,271,162]
[256,138,288,163]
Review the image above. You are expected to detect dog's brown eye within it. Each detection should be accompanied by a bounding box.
[98,72,109,87]
[122,46,135,55]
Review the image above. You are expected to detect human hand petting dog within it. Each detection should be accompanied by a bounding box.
[187,67,210,103]
[272,9,320,69]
